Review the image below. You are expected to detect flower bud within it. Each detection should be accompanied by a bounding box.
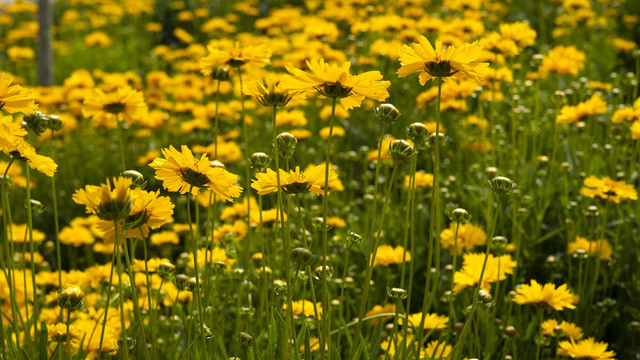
[59,284,84,310]
[488,176,516,195]
[346,230,363,246]
[386,287,407,300]
[22,111,49,136]
[27,199,46,214]
[585,205,599,217]
[173,274,190,291]
[121,170,147,189]
[238,332,254,346]
[313,265,334,280]
[276,132,297,160]
[158,262,176,280]
[449,208,471,224]
[374,103,401,124]
[406,122,429,144]
[504,325,516,337]
[633,49,640,59]
[47,114,64,131]
[478,289,493,305]
[290,247,315,267]
[553,325,564,337]
[211,65,231,81]
[491,236,508,255]
[249,152,271,171]
[388,139,416,162]
[531,54,544,67]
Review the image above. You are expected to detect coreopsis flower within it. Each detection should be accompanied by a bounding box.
[398,312,448,330]
[243,77,304,107]
[364,304,396,325]
[558,338,616,360]
[0,117,58,176]
[579,176,638,203]
[372,244,410,266]
[282,300,322,319]
[397,36,489,84]
[0,73,37,114]
[149,145,242,200]
[440,222,487,254]
[542,319,583,340]
[283,59,391,109]
[48,322,82,343]
[556,94,607,124]
[453,253,516,293]
[251,164,341,195]
[513,279,577,311]
[72,177,133,220]
[567,236,612,260]
[199,42,271,75]
[404,171,434,189]
[98,188,174,243]
[82,86,148,127]
[539,46,586,78]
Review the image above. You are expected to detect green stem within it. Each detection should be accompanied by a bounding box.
[66,309,72,360]
[113,221,129,360]
[414,76,443,358]
[97,243,118,359]
[115,113,127,171]
[237,65,252,272]
[25,154,39,339]
[349,162,401,360]
[50,129,63,318]
[448,221,462,331]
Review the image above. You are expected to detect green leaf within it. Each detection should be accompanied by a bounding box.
[36,322,48,360]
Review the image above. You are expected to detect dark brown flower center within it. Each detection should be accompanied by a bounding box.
[179,168,211,188]
[103,102,126,114]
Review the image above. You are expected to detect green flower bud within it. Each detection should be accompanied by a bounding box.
[211,65,231,81]
[491,236,508,255]
[276,132,297,160]
[250,152,271,171]
[406,122,429,144]
[449,208,471,224]
[59,285,84,310]
[22,111,49,136]
[386,287,407,300]
[290,247,315,267]
[238,332,254,346]
[374,103,401,124]
[47,114,63,131]
[388,139,416,162]
[27,199,46,214]
[504,325,516,337]
[173,274,190,291]
[346,230,363,246]
[313,265,334,280]
[121,170,147,189]
[158,262,176,280]
[531,54,544,67]
[488,176,516,195]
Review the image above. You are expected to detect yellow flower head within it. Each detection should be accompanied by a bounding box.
[514,279,577,311]
[542,319,583,340]
[558,337,616,360]
[251,164,341,196]
[0,72,37,114]
[72,177,133,221]
[567,236,612,261]
[283,300,322,319]
[283,59,391,109]
[199,42,272,74]
[373,244,410,267]
[149,145,243,200]
[82,86,148,127]
[440,222,487,255]
[399,312,448,330]
[579,176,638,203]
[243,77,304,107]
[453,253,516,294]
[397,36,489,84]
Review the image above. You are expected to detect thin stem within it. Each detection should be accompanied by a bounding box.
[97,243,118,359]
[50,128,63,316]
[448,221,462,330]
[113,221,129,360]
[414,76,443,357]
[25,155,39,338]
[66,309,72,360]
[320,97,337,360]
[115,113,127,171]
[187,186,208,359]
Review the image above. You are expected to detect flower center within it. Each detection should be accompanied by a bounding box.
[425,61,459,78]
[179,168,211,188]
[103,102,126,114]
[283,181,311,194]
[316,83,353,99]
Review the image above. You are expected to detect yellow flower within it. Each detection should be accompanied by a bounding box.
[199,42,271,74]
[59,225,95,247]
[243,77,303,107]
[453,253,516,293]
[283,59,391,109]
[397,36,488,84]
[364,303,395,325]
[567,236,612,261]
[541,319,583,340]
[283,300,322,319]
[373,244,410,267]
[82,86,148,127]
[150,231,180,246]
[149,145,243,200]
[0,73,37,114]
[72,177,133,220]
[440,222,487,255]
[539,46,586,78]
[251,164,341,196]
[398,312,448,330]
[558,337,616,360]
[514,279,577,311]
[579,176,638,203]
[404,172,433,189]
[97,188,174,244]
[47,322,82,342]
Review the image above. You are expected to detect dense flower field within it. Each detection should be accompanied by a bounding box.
[1,0,640,359]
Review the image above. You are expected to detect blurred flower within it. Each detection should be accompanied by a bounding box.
[567,237,612,261]
[398,312,448,330]
[82,86,148,127]
[579,176,638,203]
[199,42,271,74]
[251,164,341,195]
[514,279,577,311]
[453,253,516,293]
[440,222,486,255]
[0,73,37,114]
[372,245,410,266]
[558,337,615,360]
[542,319,583,340]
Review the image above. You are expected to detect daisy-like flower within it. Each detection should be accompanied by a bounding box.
[398,312,448,330]
[283,59,391,109]
[0,117,58,177]
[149,145,243,200]
[47,322,82,343]
[513,279,577,311]
[567,236,612,261]
[440,222,487,255]
[98,188,174,243]
[579,176,638,203]
[72,177,133,220]
[0,73,37,114]
[82,86,148,127]
[453,253,516,293]
[558,337,616,360]
[372,244,411,267]
[541,319,583,340]
[397,36,489,84]
[199,42,272,75]
[282,300,322,319]
[251,164,341,196]
[243,77,304,107]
